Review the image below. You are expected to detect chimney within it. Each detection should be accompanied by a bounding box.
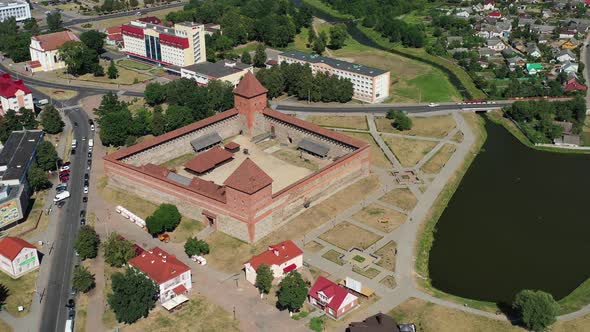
[274,250,279,256]
[151,260,155,264]
[281,243,285,250]
[162,259,166,263]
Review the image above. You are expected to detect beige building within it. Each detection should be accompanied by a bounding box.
[244,240,303,285]
[0,237,39,278]
[29,31,80,72]
[181,60,253,86]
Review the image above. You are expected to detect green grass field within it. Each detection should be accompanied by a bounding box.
[117,59,152,71]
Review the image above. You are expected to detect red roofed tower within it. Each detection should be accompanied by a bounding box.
[224,158,273,241]
[233,71,268,134]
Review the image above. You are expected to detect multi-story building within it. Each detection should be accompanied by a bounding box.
[128,246,192,303]
[278,51,390,103]
[121,20,206,67]
[0,237,39,278]
[244,240,303,285]
[0,73,33,115]
[29,30,80,72]
[181,60,253,87]
[0,0,31,22]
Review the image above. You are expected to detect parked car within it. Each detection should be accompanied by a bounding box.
[71,149,76,155]
[82,197,88,203]
[90,124,95,131]
[428,103,439,107]
[83,186,88,194]
[56,200,66,208]
[59,175,69,183]
[80,210,86,218]
[158,233,170,243]
[54,191,70,202]
[80,219,86,225]
[84,174,89,181]
[88,152,92,159]
[56,186,67,194]
[59,166,70,172]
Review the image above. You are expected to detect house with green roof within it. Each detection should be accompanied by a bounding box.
[526,63,542,75]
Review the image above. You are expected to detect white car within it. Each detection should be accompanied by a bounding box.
[54,191,70,202]
[59,166,70,172]
[428,103,439,107]
[83,186,89,194]
[90,124,95,131]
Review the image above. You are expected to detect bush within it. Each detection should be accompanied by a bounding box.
[386,110,413,131]
[184,237,209,257]
[146,203,181,235]
[309,316,324,332]
[72,265,95,293]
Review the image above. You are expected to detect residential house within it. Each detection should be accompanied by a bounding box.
[488,11,502,19]
[532,24,556,35]
[501,47,516,58]
[104,26,123,47]
[347,313,407,332]
[448,47,469,55]
[556,49,576,63]
[487,38,506,51]
[128,246,192,303]
[0,237,39,278]
[479,47,497,57]
[473,3,485,12]
[538,35,549,44]
[553,121,580,147]
[308,276,359,319]
[495,21,512,37]
[563,77,587,92]
[526,42,542,58]
[518,18,535,28]
[559,29,577,39]
[0,73,33,115]
[526,63,542,74]
[455,10,471,18]
[243,240,303,285]
[29,30,80,72]
[507,56,526,70]
[483,0,496,11]
[561,60,579,74]
[560,38,579,49]
[512,40,527,53]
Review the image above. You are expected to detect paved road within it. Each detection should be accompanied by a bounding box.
[39,108,91,332]
[275,101,510,114]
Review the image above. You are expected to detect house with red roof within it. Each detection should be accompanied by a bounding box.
[564,77,587,92]
[128,246,192,302]
[29,30,80,72]
[105,26,123,47]
[308,276,359,319]
[488,11,502,18]
[0,73,33,115]
[0,237,39,278]
[244,240,303,285]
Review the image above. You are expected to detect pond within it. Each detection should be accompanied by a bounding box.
[428,116,590,304]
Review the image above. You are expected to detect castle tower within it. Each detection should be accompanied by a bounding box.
[232,71,268,135]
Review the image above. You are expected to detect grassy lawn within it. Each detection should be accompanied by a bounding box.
[272,148,320,171]
[558,278,590,314]
[352,266,380,279]
[321,249,344,266]
[379,188,417,212]
[33,86,78,101]
[169,218,204,244]
[7,191,49,242]
[306,115,368,130]
[57,63,151,85]
[121,296,239,332]
[421,144,456,174]
[375,115,456,138]
[389,298,523,332]
[374,241,397,272]
[159,153,194,169]
[0,270,38,317]
[342,132,390,169]
[304,241,324,253]
[319,222,382,250]
[206,232,253,273]
[381,136,438,168]
[452,131,464,143]
[117,59,152,71]
[352,204,406,233]
[379,275,397,289]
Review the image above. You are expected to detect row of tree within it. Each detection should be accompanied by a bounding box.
[256,62,354,103]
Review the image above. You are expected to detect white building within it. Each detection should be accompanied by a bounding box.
[181,60,253,87]
[244,240,303,285]
[121,21,206,67]
[0,237,39,278]
[0,73,33,115]
[29,30,80,72]
[278,51,390,103]
[0,1,31,22]
[128,246,192,303]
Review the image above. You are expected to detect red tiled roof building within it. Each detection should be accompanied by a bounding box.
[308,276,359,319]
[0,237,39,278]
[0,73,33,115]
[244,240,303,284]
[564,77,587,92]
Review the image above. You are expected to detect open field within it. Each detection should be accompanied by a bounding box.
[306,115,368,130]
[553,313,590,331]
[389,298,523,332]
[117,59,152,71]
[421,144,456,174]
[381,136,438,168]
[272,148,320,171]
[170,218,204,244]
[7,191,49,242]
[319,222,382,250]
[121,296,239,332]
[452,131,464,143]
[0,319,12,332]
[0,270,38,317]
[375,241,397,272]
[322,249,344,266]
[203,232,253,273]
[380,275,396,289]
[33,86,78,101]
[57,63,151,85]
[75,7,181,30]
[342,132,390,169]
[353,204,406,233]
[379,188,417,212]
[375,115,456,138]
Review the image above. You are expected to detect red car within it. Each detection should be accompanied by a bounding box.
[59,175,69,183]
[59,170,70,176]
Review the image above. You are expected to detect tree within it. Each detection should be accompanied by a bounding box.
[93,63,104,77]
[103,233,136,267]
[386,110,412,131]
[35,141,59,171]
[144,83,167,105]
[46,12,63,32]
[74,226,100,260]
[256,67,285,99]
[23,18,39,35]
[329,24,347,49]
[307,27,316,46]
[99,110,133,147]
[312,37,325,55]
[277,271,307,314]
[184,237,210,257]
[58,41,99,76]
[19,108,37,129]
[145,203,181,235]
[40,105,64,134]
[241,50,252,64]
[513,289,558,331]
[72,265,95,293]
[80,30,106,53]
[0,284,8,310]
[107,267,158,324]
[255,263,273,296]
[165,105,193,130]
[129,0,139,8]
[107,60,118,79]
[27,163,50,191]
[253,43,267,68]
[151,106,165,136]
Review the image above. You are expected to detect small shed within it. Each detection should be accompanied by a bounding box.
[297,137,330,158]
[190,132,222,152]
[224,141,240,153]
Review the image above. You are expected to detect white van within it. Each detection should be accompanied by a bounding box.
[53,191,70,202]
[88,139,93,148]
[71,139,77,149]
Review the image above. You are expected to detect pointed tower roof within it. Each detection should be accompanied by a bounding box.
[224,158,272,194]
[232,71,268,98]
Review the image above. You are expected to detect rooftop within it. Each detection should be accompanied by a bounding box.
[0,73,31,99]
[0,1,28,8]
[232,71,268,98]
[224,158,273,194]
[280,50,388,77]
[129,246,190,284]
[309,276,356,312]
[247,240,303,271]
[182,60,251,79]
[32,30,80,51]
[184,147,233,174]
[0,236,35,260]
[0,130,43,183]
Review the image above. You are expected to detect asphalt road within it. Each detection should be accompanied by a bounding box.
[275,101,512,114]
[39,108,91,332]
